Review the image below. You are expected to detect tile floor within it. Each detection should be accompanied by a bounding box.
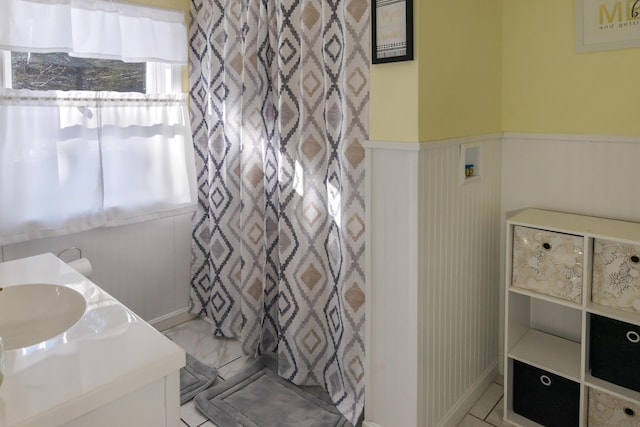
[457,380,507,427]
[163,317,252,427]
[162,317,507,427]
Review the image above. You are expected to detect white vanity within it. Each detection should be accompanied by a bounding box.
[0,253,185,427]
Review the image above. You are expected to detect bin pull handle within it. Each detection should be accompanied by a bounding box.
[540,375,552,386]
[627,331,640,343]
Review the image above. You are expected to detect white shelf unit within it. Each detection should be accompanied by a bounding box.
[504,208,640,427]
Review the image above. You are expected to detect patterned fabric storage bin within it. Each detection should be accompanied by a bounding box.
[512,359,580,427]
[593,238,640,313]
[590,314,640,392]
[511,226,583,303]
[588,388,640,426]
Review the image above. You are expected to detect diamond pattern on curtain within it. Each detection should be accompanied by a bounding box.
[188,0,368,422]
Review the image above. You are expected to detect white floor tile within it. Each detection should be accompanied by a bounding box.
[170,318,514,427]
[485,397,509,427]
[457,415,494,427]
[217,354,256,380]
[469,383,503,420]
[164,318,245,368]
[180,399,209,427]
[169,318,251,426]
[494,374,504,386]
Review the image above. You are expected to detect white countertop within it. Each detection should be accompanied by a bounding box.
[0,253,185,427]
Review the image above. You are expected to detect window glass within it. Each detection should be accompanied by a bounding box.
[10,52,146,92]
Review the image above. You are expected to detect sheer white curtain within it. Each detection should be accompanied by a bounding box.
[0,0,195,245]
[0,91,195,245]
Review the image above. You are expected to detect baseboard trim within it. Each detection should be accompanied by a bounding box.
[436,361,499,427]
[149,307,196,331]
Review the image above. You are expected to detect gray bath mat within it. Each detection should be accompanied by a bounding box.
[194,354,351,427]
[180,353,219,404]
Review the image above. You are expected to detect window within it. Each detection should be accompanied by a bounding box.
[0,1,193,245]
[1,51,181,93]
[10,52,146,92]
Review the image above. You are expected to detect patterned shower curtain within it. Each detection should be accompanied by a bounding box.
[188,0,368,422]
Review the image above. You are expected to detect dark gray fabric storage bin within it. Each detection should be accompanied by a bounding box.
[512,359,580,427]
[590,314,640,392]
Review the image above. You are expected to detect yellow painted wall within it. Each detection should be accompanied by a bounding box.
[503,0,640,136]
[370,0,502,143]
[369,61,420,142]
[134,0,640,140]
[419,0,502,141]
[369,0,434,142]
[373,0,640,142]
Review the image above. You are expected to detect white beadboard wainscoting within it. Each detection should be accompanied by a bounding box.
[0,213,193,328]
[365,134,502,427]
[499,132,640,373]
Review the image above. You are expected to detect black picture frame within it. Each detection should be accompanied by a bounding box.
[371,0,414,64]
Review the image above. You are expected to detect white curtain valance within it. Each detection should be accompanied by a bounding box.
[0,0,187,64]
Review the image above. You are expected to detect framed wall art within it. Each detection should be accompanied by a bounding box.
[372,0,414,64]
[576,0,640,52]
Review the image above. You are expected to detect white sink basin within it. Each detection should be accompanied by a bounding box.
[0,284,87,350]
